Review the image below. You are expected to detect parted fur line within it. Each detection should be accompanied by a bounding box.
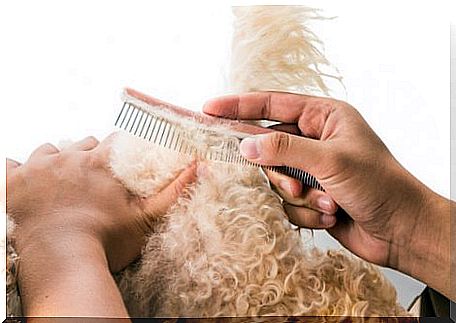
[6,5,409,318]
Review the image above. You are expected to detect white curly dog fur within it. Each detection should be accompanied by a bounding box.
[6,6,409,318]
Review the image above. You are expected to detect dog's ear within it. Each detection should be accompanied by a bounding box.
[230,6,341,96]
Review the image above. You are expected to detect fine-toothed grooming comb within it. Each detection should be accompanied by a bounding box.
[115,88,324,191]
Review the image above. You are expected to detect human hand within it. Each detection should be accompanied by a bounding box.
[203,92,442,270]
[7,133,197,273]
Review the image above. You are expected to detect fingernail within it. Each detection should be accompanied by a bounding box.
[317,196,335,213]
[320,214,336,227]
[279,180,293,196]
[240,137,260,159]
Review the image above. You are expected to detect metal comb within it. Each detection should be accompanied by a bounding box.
[115,99,324,191]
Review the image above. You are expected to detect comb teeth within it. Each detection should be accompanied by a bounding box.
[115,101,324,191]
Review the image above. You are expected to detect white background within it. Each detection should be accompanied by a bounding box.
[1,0,453,315]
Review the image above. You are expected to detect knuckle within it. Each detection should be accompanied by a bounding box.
[268,132,291,156]
[173,179,185,196]
[57,149,72,161]
[315,99,334,110]
[260,94,272,119]
[335,99,357,115]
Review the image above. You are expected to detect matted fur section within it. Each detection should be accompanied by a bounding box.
[230,6,342,95]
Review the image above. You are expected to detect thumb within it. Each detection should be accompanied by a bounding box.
[142,161,197,219]
[239,132,327,173]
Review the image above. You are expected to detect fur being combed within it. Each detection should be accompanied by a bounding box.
[113,5,407,317]
[112,135,406,317]
[6,5,409,318]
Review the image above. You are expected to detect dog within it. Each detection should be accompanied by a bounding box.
[6,5,409,318]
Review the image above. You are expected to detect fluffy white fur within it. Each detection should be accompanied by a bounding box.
[6,5,409,318]
[112,135,406,317]
[230,6,342,96]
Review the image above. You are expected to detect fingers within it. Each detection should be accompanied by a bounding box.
[203,91,336,139]
[204,91,345,172]
[266,169,338,214]
[6,158,21,172]
[66,136,99,151]
[239,131,327,173]
[266,169,338,229]
[91,132,119,167]
[266,169,303,198]
[284,203,337,229]
[28,143,59,159]
[204,92,312,122]
[142,162,198,217]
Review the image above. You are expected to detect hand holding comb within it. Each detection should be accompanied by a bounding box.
[115,88,324,191]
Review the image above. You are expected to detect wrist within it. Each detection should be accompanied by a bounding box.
[14,207,108,265]
[16,232,119,316]
[392,187,451,297]
[17,230,109,286]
